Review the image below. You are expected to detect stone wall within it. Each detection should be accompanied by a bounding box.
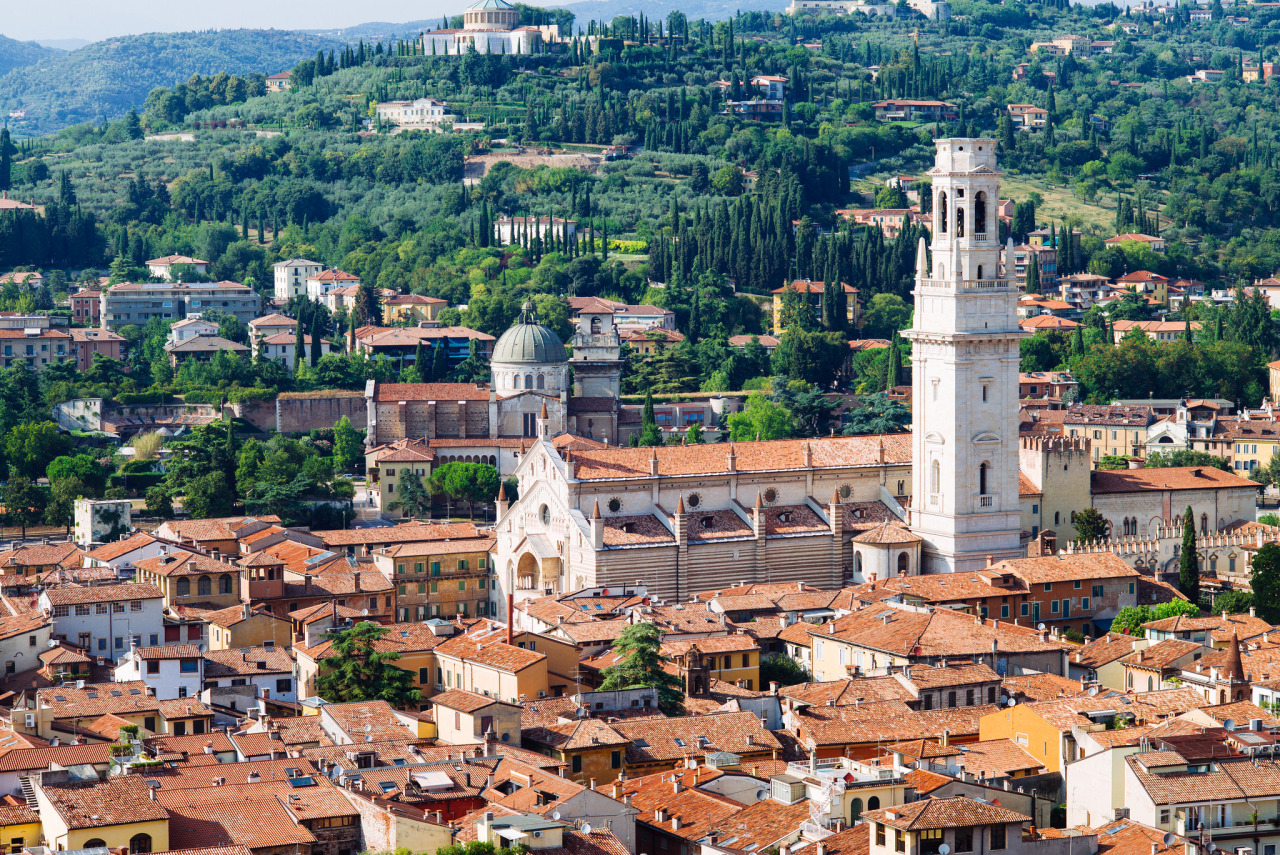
[275,392,367,434]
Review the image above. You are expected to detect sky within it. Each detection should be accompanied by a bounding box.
[4,0,475,42]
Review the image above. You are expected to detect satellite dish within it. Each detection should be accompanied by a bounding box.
[362,608,370,616]
[1162,833,1177,847]
[1088,686,1098,696]
[939,846,950,855]
[1037,623,1047,632]
[364,724,373,732]
[1208,844,1219,855]
[999,695,1009,705]
[198,642,207,653]
[582,824,592,834]
[756,789,768,800]
[1007,697,1017,707]
[552,811,561,820]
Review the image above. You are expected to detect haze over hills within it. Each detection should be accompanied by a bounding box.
[0,29,340,136]
[550,0,783,22]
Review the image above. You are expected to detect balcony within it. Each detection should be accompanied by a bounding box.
[976,494,996,508]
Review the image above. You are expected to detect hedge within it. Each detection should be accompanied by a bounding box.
[114,391,173,405]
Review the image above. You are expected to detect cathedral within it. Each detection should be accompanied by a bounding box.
[491,139,1023,607]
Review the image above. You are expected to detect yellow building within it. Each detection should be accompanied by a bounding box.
[385,293,447,325]
[373,535,497,621]
[365,438,435,518]
[523,716,632,785]
[204,603,293,650]
[431,688,522,744]
[619,328,686,355]
[1070,632,1147,691]
[435,625,550,704]
[0,804,41,854]
[663,636,761,691]
[133,551,242,610]
[771,279,859,333]
[33,772,170,853]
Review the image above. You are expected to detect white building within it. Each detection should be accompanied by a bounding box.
[902,139,1024,574]
[273,259,324,302]
[112,644,205,699]
[202,647,297,704]
[419,0,552,56]
[494,216,578,246]
[167,317,218,345]
[375,98,453,129]
[72,498,132,548]
[146,255,209,281]
[248,313,298,345]
[39,583,165,661]
[306,269,361,301]
[0,614,52,678]
[255,332,332,372]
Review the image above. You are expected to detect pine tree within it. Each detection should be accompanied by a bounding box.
[1179,507,1200,602]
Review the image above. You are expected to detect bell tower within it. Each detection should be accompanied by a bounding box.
[902,139,1024,574]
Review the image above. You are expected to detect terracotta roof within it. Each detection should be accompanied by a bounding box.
[157,778,355,849]
[662,635,759,656]
[988,552,1140,584]
[1091,820,1184,855]
[704,798,812,850]
[0,542,85,570]
[248,313,296,327]
[39,775,169,828]
[371,381,492,402]
[1121,639,1205,670]
[813,603,1070,658]
[43,582,163,604]
[524,717,631,751]
[1092,466,1256,493]
[436,627,546,673]
[955,739,1044,778]
[863,795,1029,830]
[431,688,513,714]
[619,769,743,841]
[85,532,163,562]
[203,647,294,677]
[1144,612,1274,642]
[316,522,479,547]
[613,711,781,763]
[572,435,911,480]
[379,535,496,558]
[1000,672,1088,701]
[1073,632,1143,668]
[0,742,112,772]
[793,701,994,747]
[134,644,203,660]
[852,522,922,545]
[1126,754,1280,804]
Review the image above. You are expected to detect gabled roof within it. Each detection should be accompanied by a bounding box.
[862,795,1029,830]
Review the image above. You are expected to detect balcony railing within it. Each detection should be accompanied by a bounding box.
[976,494,996,508]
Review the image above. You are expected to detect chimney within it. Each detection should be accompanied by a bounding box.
[589,778,597,791]
[672,817,682,831]
[248,770,261,783]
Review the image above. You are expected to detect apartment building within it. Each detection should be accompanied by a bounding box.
[101,281,261,330]
[0,328,72,368]
[273,258,324,302]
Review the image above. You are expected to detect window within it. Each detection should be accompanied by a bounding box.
[75,605,90,616]
[198,576,211,596]
[219,574,232,594]
[572,755,583,773]
[948,691,957,708]
[921,829,943,855]
[113,603,125,613]
[397,564,405,575]
[1082,597,1091,611]
[180,660,198,673]
[1092,584,1104,598]
[1000,604,1009,618]
[1051,600,1059,614]
[458,580,466,591]
[991,825,1006,850]
[176,578,190,597]
[955,828,973,852]
[612,750,621,769]
[895,828,905,853]
[178,686,188,698]
[276,678,292,693]
[96,603,108,614]
[431,562,441,575]
[876,825,886,847]
[174,721,187,736]
[1021,603,1029,616]
[147,661,160,675]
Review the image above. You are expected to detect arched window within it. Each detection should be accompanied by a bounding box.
[198,576,211,596]
[130,834,153,854]
[956,206,965,238]
[1148,676,1154,692]
[897,552,909,575]
[219,574,232,594]
[978,462,990,495]
[524,374,533,389]
[976,264,984,280]
[938,192,948,232]
[974,192,988,235]
[590,317,601,334]
[851,798,864,823]
[536,375,545,390]
[177,578,190,597]
[930,460,940,494]
[85,841,106,850]
[868,796,881,810]
[1201,514,1208,533]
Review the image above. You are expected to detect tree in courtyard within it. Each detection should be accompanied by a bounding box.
[760,655,812,688]
[1251,542,1280,624]
[1179,506,1200,603]
[333,416,362,473]
[843,394,911,436]
[1073,508,1108,542]
[316,621,421,708]
[598,622,686,715]
[43,476,87,534]
[390,470,432,518]
[637,390,663,447]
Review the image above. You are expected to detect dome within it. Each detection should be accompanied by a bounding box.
[467,0,515,8]
[492,302,567,364]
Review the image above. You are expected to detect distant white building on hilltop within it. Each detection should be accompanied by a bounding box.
[419,0,558,56]
[786,0,951,19]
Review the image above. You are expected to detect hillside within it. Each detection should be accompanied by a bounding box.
[0,29,339,135]
[0,34,60,78]
[551,0,783,22]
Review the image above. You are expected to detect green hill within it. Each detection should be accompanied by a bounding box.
[0,34,60,78]
[0,29,339,135]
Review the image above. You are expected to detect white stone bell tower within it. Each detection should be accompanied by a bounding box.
[902,139,1024,574]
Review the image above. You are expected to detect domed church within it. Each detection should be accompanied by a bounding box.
[363,303,622,496]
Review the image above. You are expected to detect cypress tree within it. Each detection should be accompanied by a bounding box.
[309,316,322,367]
[415,340,427,370]
[293,323,305,374]
[0,128,11,193]
[1179,506,1200,602]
